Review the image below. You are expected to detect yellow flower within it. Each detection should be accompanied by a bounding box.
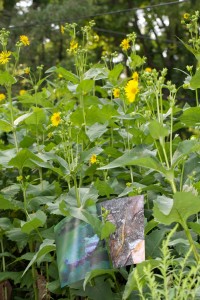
[113,88,120,98]
[145,67,152,73]
[0,93,6,101]
[51,112,61,127]
[20,35,30,46]
[24,67,30,74]
[69,40,78,53]
[0,51,11,64]
[183,13,190,20]
[132,71,139,81]
[19,89,26,96]
[120,38,130,51]
[90,154,97,164]
[61,25,65,34]
[125,79,139,103]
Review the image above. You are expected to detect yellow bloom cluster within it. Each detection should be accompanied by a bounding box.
[0,51,11,64]
[0,93,6,101]
[125,77,139,103]
[20,35,30,46]
[69,40,78,53]
[120,38,130,51]
[90,154,97,164]
[113,88,120,98]
[51,112,61,127]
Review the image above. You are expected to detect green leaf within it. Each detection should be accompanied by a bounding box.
[83,269,116,290]
[14,112,33,126]
[145,228,167,258]
[153,192,200,225]
[8,148,44,170]
[84,65,108,80]
[0,120,12,132]
[86,122,108,142]
[24,107,47,125]
[179,107,200,127]
[155,195,173,215]
[77,79,94,94]
[0,196,21,210]
[22,239,56,276]
[100,221,116,240]
[187,222,200,234]
[108,63,123,84]
[98,146,167,176]
[94,179,114,198]
[0,272,22,284]
[190,69,200,89]
[172,140,200,167]
[55,67,79,84]
[149,120,169,140]
[0,71,16,86]
[0,218,12,231]
[21,210,47,234]
[144,219,159,235]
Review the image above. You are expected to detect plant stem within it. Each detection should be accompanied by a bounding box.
[181,219,199,262]
[0,239,8,300]
[7,86,19,152]
[29,242,39,300]
[195,89,199,106]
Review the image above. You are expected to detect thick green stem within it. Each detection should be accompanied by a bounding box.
[7,86,19,152]
[170,105,173,166]
[181,219,199,262]
[195,89,199,107]
[1,239,7,300]
[29,242,39,300]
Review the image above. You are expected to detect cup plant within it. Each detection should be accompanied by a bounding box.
[0,10,200,300]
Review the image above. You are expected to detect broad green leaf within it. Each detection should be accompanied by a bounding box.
[179,107,200,127]
[80,146,103,162]
[0,149,17,167]
[24,107,47,125]
[0,218,12,231]
[0,272,22,284]
[188,222,200,234]
[22,239,56,276]
[55,67,79,84]
[0,71,16,85]
[144,219,159,235]
[14,112,33,126]
[149,120,169,140]
[98,146,167,176]
[155,195,173,215]
[21,210,47,234]
[190,69,200,89]
[94,179,114,198]
[100,221,116,240]
[153,192,200,225]
[172,140,200,167]
[0,196,21,210]
[8,148,43,170]
[145,228,167,258]
[84,65,108,80]
[86,122,108,142]
[83,269,116,290]
[0,119,12,132]
[77,79,94,94]
[108,63,123,84]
